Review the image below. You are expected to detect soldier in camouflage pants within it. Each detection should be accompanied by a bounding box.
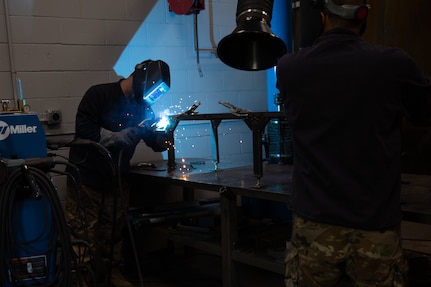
[276,0,431,285]
[284,215,408,287]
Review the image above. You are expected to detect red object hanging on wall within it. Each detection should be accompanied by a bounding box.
[168,0,205,15]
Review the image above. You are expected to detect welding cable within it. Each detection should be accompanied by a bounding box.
[47,139,117,242]
[46,154,103,286]
[50,168,97,286]
[0,164,75,287]
[48,138,131,285]
[46,160,90,240]
[53,139,117,286]
[47,138,111,160]
[58,138,116,286]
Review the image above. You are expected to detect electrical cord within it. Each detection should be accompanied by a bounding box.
[0,163,75,287]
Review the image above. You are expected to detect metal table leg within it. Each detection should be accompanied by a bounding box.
[219,186,238,287]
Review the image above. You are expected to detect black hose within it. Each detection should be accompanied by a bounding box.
[0,164,75,287]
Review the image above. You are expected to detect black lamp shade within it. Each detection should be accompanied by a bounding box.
[217,0,287,71]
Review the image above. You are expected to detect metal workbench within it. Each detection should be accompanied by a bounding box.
[127,110,431,287]
[129,161,291,287]
[400,173,431,225]
[129,161,431,287]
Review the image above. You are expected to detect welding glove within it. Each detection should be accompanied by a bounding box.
[143,131,171,152]
[99,127,141,148]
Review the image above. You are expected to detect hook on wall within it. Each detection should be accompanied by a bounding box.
[168,0,206,77]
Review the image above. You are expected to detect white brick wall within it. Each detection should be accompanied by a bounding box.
[1,0,270,198]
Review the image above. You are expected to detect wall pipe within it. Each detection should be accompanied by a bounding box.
[299,0,322,48]
[266,0,293,112]
[3,0,18,104]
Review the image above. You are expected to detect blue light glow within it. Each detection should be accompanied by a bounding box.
[144,81,170,106]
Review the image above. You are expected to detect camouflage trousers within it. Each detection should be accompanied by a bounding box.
[285,215,408,287]
[65,182,129,266]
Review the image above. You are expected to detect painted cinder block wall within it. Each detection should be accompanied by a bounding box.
[0,0,270,204]
[0,0,268,162]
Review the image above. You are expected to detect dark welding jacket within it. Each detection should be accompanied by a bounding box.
[276,28,431,230]
[68,80,164,192]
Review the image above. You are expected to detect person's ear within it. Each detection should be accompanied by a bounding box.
[359,20,367,36]
[320,11,326,26]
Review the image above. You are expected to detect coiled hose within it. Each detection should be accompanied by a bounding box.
[0,163,75,287]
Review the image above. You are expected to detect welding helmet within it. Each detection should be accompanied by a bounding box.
[132,60,171,105]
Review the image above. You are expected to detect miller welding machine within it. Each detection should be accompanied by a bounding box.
[0,112,73,286]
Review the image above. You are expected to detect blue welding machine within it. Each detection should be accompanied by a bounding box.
[0,113,57,286]
[0,113,47,159]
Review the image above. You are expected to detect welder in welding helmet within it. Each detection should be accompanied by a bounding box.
[66,60,172,284]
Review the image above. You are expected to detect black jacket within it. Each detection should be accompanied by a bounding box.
[68,80,161,191]
[276,28,431,230]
